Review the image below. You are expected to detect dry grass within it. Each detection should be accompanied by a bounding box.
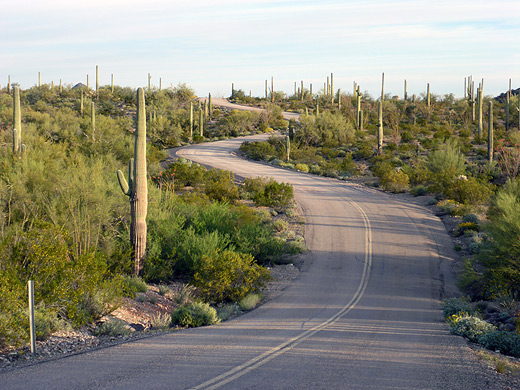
[478,350,520,376]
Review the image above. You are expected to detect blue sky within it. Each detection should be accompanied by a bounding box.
[1,0,518,98]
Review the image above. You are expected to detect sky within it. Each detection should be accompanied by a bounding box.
[1,0,519,99]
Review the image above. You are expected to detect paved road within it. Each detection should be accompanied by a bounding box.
[0,106,506,389]
[200,97,300,122]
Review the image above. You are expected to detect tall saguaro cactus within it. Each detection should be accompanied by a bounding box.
[285,135,290,162]
[91,102,96,141]
[356,93,362,130]
[12,86,24,157]
[117,87,148,275]
[189,102,194,139]
[477,84,483,139]
[96,65,99,98]
[377,99,383,155]
[488,101,494,162]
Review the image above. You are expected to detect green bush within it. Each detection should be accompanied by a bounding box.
[453,222,479,237]
[171,302,220,327]
[478,178,520,297]
[444,176,494,205]
[120,275,148,298]
[478,331,520,358]
[411,185,429,196]
[193,250,271,304]
[426,140,466,194]
[379,169,409,193]
[294,163,310,173]
[239,293,262,311]
[254,180,294,210]
[436,199,469,216]
[93,318,131,336]
[443,297,472,318]
[239,141,277,161]
[450,314,496,342]
[462,213,480,225]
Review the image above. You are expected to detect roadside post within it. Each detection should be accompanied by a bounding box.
[28,280,36,354]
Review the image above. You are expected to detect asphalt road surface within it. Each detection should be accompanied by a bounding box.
[0,103,507,389]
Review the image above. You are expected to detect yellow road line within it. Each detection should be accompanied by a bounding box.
[190,198,372,390]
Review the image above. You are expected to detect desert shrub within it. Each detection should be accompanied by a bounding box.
[217,304,239,321]
[171,302,220,328]
[295,163,310,173]
[150,312,172,330]
[403,162,431,186]
[120,275,148,298]
[443,297,472,318]
[436,199,468,216]
[444,176,494,205]
[462,214,480,225]
[273,219,289,232]
[453,222,479,237]
[426,140,466,194]
[449,314,496,342]
[169,161,206,189]
[340,153,359,176]
[158,285,170,296]
[478,178,520,297]
[411,185,429,196]
[478,331,520,358]
[240,141,277,161]
[93,318,131,337]
[193,250,271,304]
[204,173,239,203]
[215,110,259,136]
[248,179,294,210]
[239,293,262,311]
[379,169,409,193]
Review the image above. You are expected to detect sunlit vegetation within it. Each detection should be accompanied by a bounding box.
[0,83,299,348]
[238,83,520,336]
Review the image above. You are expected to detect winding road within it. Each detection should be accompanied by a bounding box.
[0,100,507,389]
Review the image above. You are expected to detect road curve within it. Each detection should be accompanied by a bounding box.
[201,97,300,122]
[1,134,506,389]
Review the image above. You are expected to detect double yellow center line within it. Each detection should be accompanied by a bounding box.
[190,199,372,390]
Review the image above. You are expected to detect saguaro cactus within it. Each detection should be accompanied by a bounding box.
[285,135,290,162]
[377,99,383,155]
[330,73,334,104]
[80,90,84,115]
[91,102,96,141]
[488,101,494,162]
[208,93,212,118]
[477,85,483,139]
[189,102,193,139]
[96,65,99,98]
[117,87,148,275]
[356,93,362,130]
[506,90,510,132]
[7,75,11,94]
[12,86,25,157]
[199,107,204,136]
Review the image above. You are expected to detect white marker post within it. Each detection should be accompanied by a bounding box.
[28,280,36,354]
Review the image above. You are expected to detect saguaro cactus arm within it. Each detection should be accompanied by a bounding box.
[117,158,134,196]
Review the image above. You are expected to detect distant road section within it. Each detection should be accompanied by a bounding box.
[200,97,300,122]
